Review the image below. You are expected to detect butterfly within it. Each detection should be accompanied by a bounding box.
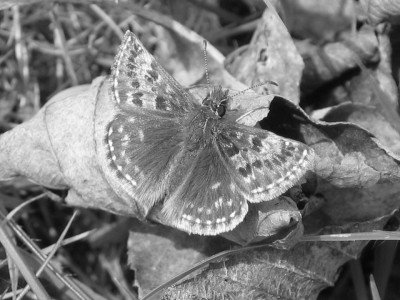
[104,31,314,235]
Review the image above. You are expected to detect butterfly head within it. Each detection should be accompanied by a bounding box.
[202,86,230,118]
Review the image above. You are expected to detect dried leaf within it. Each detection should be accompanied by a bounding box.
[298,26,380,94]
[222,196,303,247]
[360,0,400,25]
[313,182,400,227]
[279,0,354,42]
[164,213,395,300]
[126,220,212,296]
[260,96,400,187]
[226,4,304,102]
[321,103,400,155]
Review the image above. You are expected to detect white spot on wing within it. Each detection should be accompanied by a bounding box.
[138,130,144,142]
[215,197,223,208]
[211,182,221,189]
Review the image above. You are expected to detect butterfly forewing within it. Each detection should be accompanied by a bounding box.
[106,112,185,207]
[217,124,313,202]
[111,31,198,114]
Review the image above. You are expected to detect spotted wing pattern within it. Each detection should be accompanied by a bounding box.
[162,144,249,235]
[164,124,314,235]
[110,31,198,114]
[216,123,314,202]
[105,111,185,208]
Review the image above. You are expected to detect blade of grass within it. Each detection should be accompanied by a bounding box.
[0,222,51,299]
[16,210,81,300]
[370,274,382,300]
[186,0,241,23]
[0,201,91,300]
[13,6,29,87]
[42,230,93,254]
[8,254,18,300]
[350,259,369,300]
[302,230,400,241]
[373,241,397,299]
[2,193,45,223]
[50,5,78,85]
[90,4,123,40]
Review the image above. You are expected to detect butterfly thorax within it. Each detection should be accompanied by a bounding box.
[184,86,230,150]
[184,105,224,151]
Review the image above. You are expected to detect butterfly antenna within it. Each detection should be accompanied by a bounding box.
[203,40,211,91]
[229,80,278,99]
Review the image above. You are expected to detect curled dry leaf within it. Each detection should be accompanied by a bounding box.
[222,196,304,247]
[321,103,400,155]
[360,0,400,25]
[314,181,400,227]
[298,26,380,94]
[306,102,400,225]
[225,4,304,102]
[308,27,400,135]
[279,0,354,42]
[260,96,400,187]
[164,212,396,300]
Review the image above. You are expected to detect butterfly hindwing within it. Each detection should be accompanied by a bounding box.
[111,31,198,114]
[163,144,248,235]
[217,123,314,202]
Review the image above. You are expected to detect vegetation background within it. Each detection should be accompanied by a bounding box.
[1,0,400,299]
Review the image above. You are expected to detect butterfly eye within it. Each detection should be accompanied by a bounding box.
[217,104,226,117]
